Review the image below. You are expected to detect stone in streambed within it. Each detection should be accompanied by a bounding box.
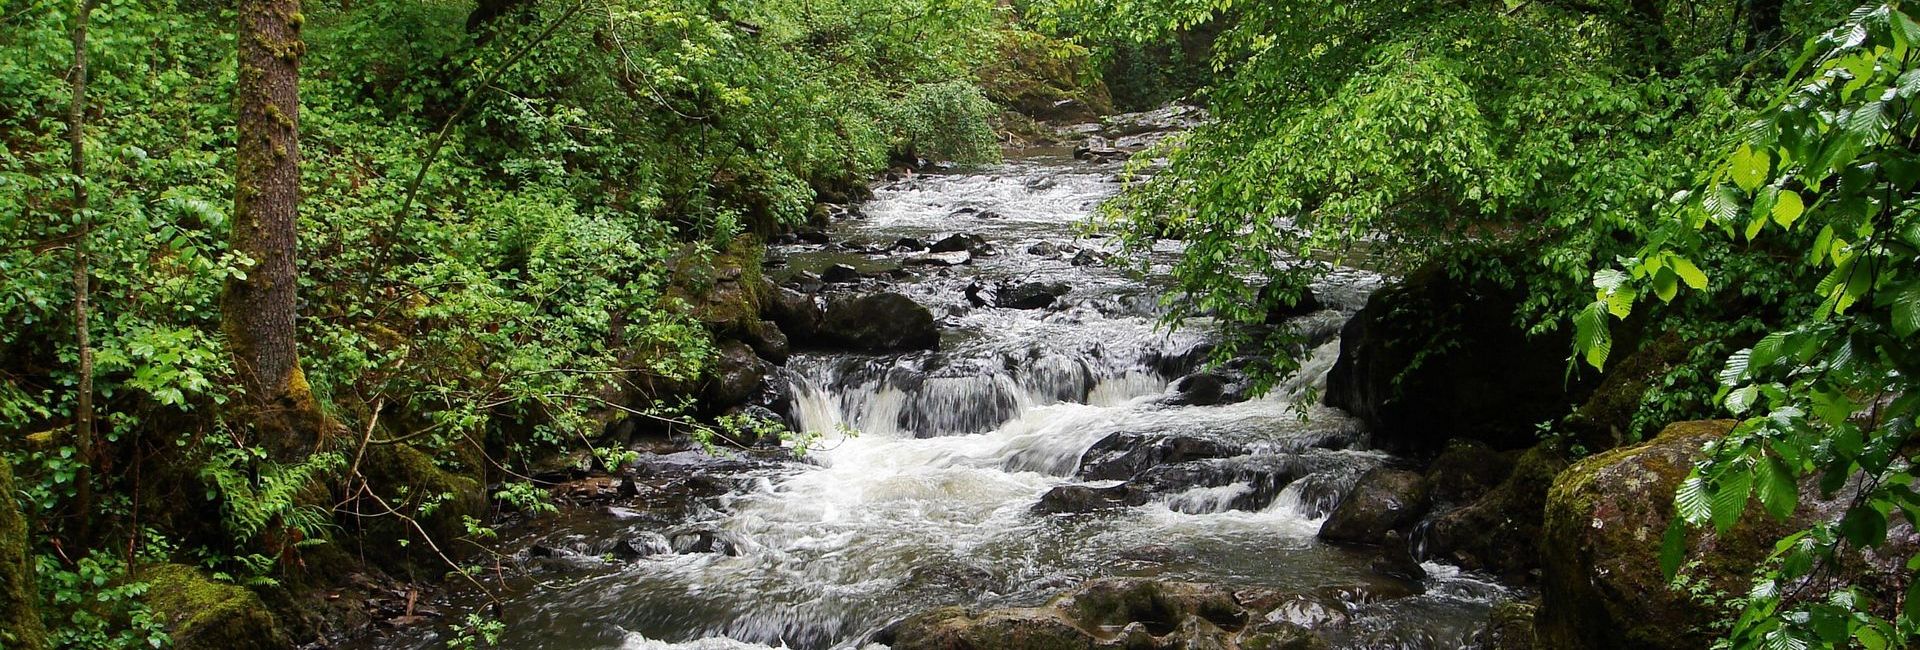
[995,281,1070,310]
[816,292,939,352]
[1077,433,1244,481]
[1317,468,1429,545]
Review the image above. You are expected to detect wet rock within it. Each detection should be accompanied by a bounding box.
[1074,136,1125,161]
[1033,483,1149,514]
[612,533,673,558]
[143,564,290,650]
[883,606,1091,650]
[1070,249,1110,267]
[885,578,1321,650]
[742,320,789,364]
[1260,284,1325,323]
[702,340,768,410]
[893,237,928,252]
[1318,468,1429,545]
[1324,256,1594,455]
[795,230,830,245]
[767,288,822,342]
[1027,241,1062,257]
[995,281,1070,310]
[1425,443,1567,582]
[930,233,990,254]
[1368,531,1427,582]
[669,527,743,556]
[905,251,972,267]
[821,263,862,284]
[1025,177,1058,191]
[1077,433,1245,481]
[817,292,939,352]
[1165,372,1227,406]
[963,281,994,308]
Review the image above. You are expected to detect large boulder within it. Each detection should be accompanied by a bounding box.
[1324,258,1592,455]
[1318,468,1429,546]
[1078,433,1244,481]
[1536,420,1816,649]
[817,293,940,352]
[0,459,45,650]
[142,564,289,650]
[702,339,769,410]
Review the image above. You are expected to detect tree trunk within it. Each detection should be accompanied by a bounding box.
[226,0,326,459]
[67,0,93,541]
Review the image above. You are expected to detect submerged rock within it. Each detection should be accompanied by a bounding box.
[821,263,862,284]
[1317,468,1429,546]
[1165,372,1228,406]
[1033,483,1150,514]
[905,251,973,267]
[931,233,992,256]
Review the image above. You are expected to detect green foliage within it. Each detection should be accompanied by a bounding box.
[36,551,169,649]
[1577,4,1920,647]
[890,80,1005,165]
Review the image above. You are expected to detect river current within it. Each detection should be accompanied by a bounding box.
[384,149,1507,649]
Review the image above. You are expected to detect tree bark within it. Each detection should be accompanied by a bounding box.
[67,0,93,540]
[227,0,326,459]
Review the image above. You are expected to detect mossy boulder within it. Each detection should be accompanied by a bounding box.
[1324,256,1594,455]
[1318,468,1429,546]
[1560,331,1693,452]
[141,564,289,650]
[702,338,770,411]
[1423,439,1515,505]
[1475,600,1538,650]
[359,444,488,566]
[0,459,46,650]
[1425,444,1568,583]
[666,236,772,336]
[1537,420,1761,649]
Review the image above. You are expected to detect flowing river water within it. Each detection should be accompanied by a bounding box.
[382,148,1508,649]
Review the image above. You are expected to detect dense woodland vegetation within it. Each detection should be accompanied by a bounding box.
[0,0,1917,647]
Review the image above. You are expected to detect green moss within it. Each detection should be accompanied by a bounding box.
[142,564,287,650]
[0,459,46,650]
[359,444,487,566]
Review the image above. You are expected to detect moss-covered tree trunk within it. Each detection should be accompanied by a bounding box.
[225,0,325,458]
[0,459,48,650]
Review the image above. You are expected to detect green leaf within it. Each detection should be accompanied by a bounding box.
[1727,384,1761,415]
[1669,256,1708,290]
[1711,466,1754,533]
[1892,282,1920,337]
[1574,303,1612,370]
[1731,145,1771,192]
[1659,517,1688,579]
[1840,505,1888,547]
[1653,267,1679,302]
[1772,190,1805,228]
[1757,456,1799,520]
[1677,473,1713,525]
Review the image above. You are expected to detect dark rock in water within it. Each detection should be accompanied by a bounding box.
[1070,248,1110,267]
[1032,482,1149,514]
[670,529,741,556]
[821,263,862,284]
[795,230,830,245]
[1260,283,1325,323]
[893,237,928,252]
[1318,468,1429,545]
[1078,433,1245,481]
[817,292,939,352]
[974,210,1005,219]
[1368,531,1427,582]
[1425,443,1566,583]
[1025,176,1058,191]
[930,233,992,256]
[1027,241,1062,257]
[995,281,1070,310]
[702,340,767,410]
[1165,373,1226,406]
[1324,256,1595,455]
[1533,420,1919,650]
[963,281,995,308]
[1074,135,1126,161]
[767,288,822,341]
[904,251,971,266]
[613,532,673,558]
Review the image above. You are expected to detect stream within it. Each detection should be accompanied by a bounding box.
[379,147,1508,649]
